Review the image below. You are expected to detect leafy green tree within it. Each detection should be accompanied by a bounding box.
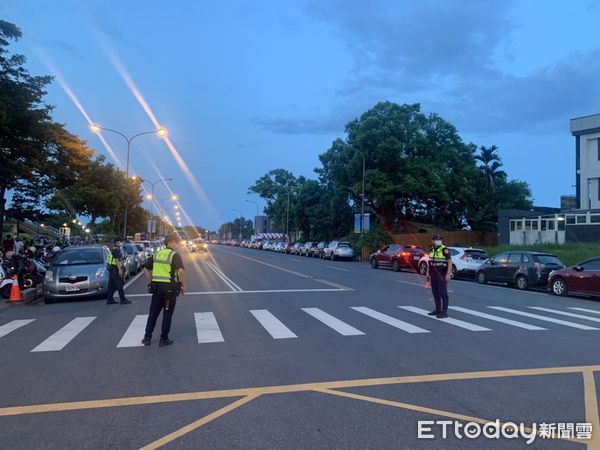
[248,169,299,233]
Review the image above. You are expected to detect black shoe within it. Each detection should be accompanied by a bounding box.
[141,337,151,346]
[427,310,439,316]
[159,338,173,347]
[119,299,132,304]
[436,311,448,319]
[106,300,117,305]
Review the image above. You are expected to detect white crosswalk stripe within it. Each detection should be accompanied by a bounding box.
[302,308,365,336]
[194,312,225,343]
[117,315,148,348]
[530,307,600,323]
[569,307,600,316]
[450,307,546,331]
[488,307,599,330]
[0,319,35,338]
[398,306,491,331]
[351,307,429,333]
[32,317,96,352]
[250,309,297,339]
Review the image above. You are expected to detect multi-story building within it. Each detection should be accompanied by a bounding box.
[571,113,600,210]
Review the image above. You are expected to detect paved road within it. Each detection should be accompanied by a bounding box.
[1,245,599,448]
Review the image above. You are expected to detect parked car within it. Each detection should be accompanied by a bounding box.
[134,241,154,259]
[371,244,424,272]
[548,257,600,297]
[323,241,354,261]
[301,242,318,256]
[476,251,565,290]
[133,244,148,266]
[290,243,303,255]
[122,244,142,275]
[418,247,488,278]
[44,246,110,303]
[311,241,327,258]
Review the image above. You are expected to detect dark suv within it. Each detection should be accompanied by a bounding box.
[476,251,565,290]
[370,244,425,272]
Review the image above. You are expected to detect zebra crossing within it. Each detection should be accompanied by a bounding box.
[2,305,600,353]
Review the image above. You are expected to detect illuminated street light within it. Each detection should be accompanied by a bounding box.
[62,223,67,227]
[85,228,90,233]
[171,195,178,201]
[72,219,77,224]
[174,205,179,210]
[146,194,153,200]
[90,123,169,237]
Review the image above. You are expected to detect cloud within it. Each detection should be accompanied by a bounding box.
[37,39,84,60]
[252,113,350,135]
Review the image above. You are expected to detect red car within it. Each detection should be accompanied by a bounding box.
[370,244,424,272]
[548,257,600,297]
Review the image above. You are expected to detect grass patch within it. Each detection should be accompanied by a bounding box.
[480,243,600,267]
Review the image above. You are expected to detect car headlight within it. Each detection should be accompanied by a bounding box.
[95,267,106,279]
[203,244,208,248]
[45,270,53,283]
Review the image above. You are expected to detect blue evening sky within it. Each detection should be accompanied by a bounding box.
[2,0,600,229]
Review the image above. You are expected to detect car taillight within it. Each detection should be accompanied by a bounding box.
[401,252,408,257]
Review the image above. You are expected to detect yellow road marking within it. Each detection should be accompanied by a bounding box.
[139,395,258,450]
[583,370,600,449]
[315,388,585,445]
[2,364,600,417]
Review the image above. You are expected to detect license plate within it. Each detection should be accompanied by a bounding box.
[413,256,420,260]
[65,285,80,292]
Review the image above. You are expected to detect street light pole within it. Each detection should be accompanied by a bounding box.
[90,124,167,239]
[141,177,172,240]
[245,199,259,237]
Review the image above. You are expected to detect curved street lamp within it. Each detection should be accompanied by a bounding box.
[90,123,168,238]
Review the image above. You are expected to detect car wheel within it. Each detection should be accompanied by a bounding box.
[370,258,378,269]
[476,271,487,284]
[418,262,427,276]
[451,266,456,279]
[330,253,335,261]
[516,275,529,290]
[391,259,400,272]
[551,278,567,296]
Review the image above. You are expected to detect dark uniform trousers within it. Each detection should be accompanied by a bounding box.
[144,284,178,340]
[106,266,126,302]
[431,269,449,312]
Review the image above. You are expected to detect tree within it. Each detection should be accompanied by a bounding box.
[475,145,506,192]
[248,169,299,233]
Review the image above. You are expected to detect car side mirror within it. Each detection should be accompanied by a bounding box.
[489,260,495,265]
[574,266,584,272]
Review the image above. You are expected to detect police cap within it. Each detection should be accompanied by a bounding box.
[114,236,124,243]
[431,234,443,240]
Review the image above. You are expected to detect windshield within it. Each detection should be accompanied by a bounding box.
[123,245,135,254]
[338,243,350,248]
[54,249,103,266]
[465,250,488,260]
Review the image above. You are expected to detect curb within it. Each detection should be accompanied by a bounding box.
[1,287,42,310]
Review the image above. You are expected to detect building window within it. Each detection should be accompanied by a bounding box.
[516,220,523,231]
[524,220,531,231]
[577,215,587,224]
[541,220,547,231]
[567,215,576,224]
[531,220,539,231]
[510,221,516,231]
[591,215,600,224]
[598,139,600,161]
[558,219,565,231]
[548,220,555,230]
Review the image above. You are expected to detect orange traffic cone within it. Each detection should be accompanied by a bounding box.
[9,276,22,302]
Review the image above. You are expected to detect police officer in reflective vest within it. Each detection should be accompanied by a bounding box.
[426,234,452,318]
[106,237,131,305]
[142,233,186,346]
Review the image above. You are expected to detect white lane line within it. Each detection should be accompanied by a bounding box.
[325,265,349,272]
[569,307,600,315]
[208,261,243,291]
[124,271,145,290]
[302,308,364,336]
[398,306,490,331]
[450,306,546,330]
[450,279,550,296]
[117,315,148,348]
[313,279,354,291]
[0,319,35,338]
[530,307,600,323]
[216,249,313,279]
[205,260,239,292]
[31,317,96,352]
[194,312,225,343]
[398,280,455,293]
[126,288,346,297]
[488,307,599,330]
[351,307,430,334]
[250,310,297,339]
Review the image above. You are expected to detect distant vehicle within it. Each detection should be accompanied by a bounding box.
[371,244,424,272]
[175,229,188,241]
[43,246,110,303]
[301,242,318,257]
[323,241,354,261]
[418,247,488,278]
[476,251,565,290]
[312,241,327,258]
[548,257,600,297]
[123,244,143,275]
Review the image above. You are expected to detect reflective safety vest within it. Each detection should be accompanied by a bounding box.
[152,249,178,284]
[107,251,118,267]
[428,244,449,271]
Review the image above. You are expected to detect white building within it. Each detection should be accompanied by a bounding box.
[571,113,600,210]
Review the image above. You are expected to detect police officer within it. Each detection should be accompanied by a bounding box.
[142,233,186,347]
[106,237,131,305]
[426,234,452,318]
